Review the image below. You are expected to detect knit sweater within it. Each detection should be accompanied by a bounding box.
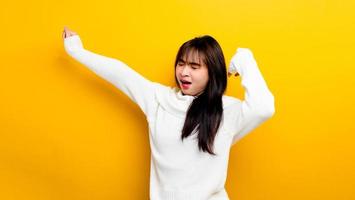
[63,35,275,200]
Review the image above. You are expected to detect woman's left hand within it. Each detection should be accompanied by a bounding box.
[62,26,78,39]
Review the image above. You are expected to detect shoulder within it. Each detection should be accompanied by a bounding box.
[222,95,242,109]
[222,95,244,121]
[150,82,177,104]
[151,82,175,95]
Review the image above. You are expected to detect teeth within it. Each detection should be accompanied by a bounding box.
[181,80,191,84]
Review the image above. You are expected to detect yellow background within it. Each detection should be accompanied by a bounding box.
[1,0,354,199]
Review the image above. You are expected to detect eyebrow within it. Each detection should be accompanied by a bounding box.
[178,58,201,66]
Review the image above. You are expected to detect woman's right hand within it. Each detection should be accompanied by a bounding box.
[62,26,78,39]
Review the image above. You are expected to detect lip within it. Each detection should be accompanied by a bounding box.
[178,77,192,90]
[179,79,191,89]
[181,82,191,89]
[180,79,192,83]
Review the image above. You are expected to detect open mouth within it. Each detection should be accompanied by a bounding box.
[180,80,192,84]
[180,80,192,89]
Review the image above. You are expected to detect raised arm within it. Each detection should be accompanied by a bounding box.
[227,48,275,145]
[63,33,158,121]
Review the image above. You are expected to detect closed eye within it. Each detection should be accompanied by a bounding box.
[191,64,200,69]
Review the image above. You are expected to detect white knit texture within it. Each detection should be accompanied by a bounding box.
[64,35,275,200]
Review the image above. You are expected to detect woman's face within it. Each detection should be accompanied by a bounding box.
[175,50,209,96]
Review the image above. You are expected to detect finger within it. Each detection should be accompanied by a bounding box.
[68,31,76,36]
[65,27,73,35]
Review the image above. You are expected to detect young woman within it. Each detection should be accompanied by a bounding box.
[62,26,275,200]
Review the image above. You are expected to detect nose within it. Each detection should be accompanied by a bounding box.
[181,65,190,76]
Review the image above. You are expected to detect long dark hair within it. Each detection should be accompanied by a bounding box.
[174,35,227,156]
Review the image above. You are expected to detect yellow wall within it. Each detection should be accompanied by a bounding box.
[1,0,354,199]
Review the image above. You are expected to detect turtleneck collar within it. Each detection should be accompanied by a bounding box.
[155,86,196,119]
[154,83,235,119]
[176,89,198,101]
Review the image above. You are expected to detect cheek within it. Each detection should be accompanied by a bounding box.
[194,71,209,86]
[175,68,179,78]
[201,69,209,83]
[175,67,181,75]
[202,76,209,87]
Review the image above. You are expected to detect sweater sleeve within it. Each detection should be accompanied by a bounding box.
[228,48,275,146]
[63,35,158,121]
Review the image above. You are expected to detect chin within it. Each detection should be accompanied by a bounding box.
[180,88,192,95]
[183,90,198,96]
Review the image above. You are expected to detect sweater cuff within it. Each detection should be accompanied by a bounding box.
[64,35,83,53]
[229,48,254,76]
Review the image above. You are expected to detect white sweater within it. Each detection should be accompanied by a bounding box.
[63,35,275,200]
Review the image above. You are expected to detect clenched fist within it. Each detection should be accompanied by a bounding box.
[228,48,256,78]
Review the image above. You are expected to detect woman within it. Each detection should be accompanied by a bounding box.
[62,26,275,200]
